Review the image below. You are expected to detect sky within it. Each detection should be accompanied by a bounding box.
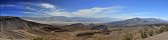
[0,0,168,20]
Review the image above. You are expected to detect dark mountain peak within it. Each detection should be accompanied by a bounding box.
[0,16,65,39]
[0,16,21,20]
[51,16,67,18]
[0,16,64,31]
[128,17,143,21]
[132,17,141,19]
[126,17,165,22]
[0,16,30,31]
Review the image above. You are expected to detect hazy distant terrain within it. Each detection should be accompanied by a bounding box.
[21,16,122,22]
[29,21,103,26]
[22,16,168,26]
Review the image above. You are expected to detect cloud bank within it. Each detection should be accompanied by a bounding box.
[47,6,125,18]
[1,2,167,20]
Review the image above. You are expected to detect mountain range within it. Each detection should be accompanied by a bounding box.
[107,17,167,27]
[21,16,122,22]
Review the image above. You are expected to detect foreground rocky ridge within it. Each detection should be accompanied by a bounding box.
[143,32,168,40]
[0,16,64,39]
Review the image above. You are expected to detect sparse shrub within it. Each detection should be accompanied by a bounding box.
[95,37,104,40]
[139,30,148,39]
[7,37,13,39]
[122,33,133,40]
[32,37,44,40]
[147,30,154,36]
[156,26,168,34]
[76,32,95,37]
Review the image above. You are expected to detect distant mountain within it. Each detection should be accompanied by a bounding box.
[166,20,168,22]
[21,16,122,22]
[107,17,167,27]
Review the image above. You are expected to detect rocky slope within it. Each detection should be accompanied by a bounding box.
[143,32,168,40]
[0,16,64,39]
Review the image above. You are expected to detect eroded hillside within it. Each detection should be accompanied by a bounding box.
[0,16,64,39]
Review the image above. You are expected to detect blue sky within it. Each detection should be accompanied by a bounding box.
[0,0,168,20]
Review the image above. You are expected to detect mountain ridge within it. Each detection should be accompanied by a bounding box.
[107,17,167,27]
[0,16,64,39]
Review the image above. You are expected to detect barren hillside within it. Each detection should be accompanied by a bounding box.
[143,32,168,40]
[0,16,64,39]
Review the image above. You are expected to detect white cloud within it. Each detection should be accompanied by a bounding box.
[20,12,37,14]
[46,6,125,18]
[47,10,72,17]
[25,7,38,11]
[20,2,56,9]
[0,3,146,19]
[40,3,55,9]
[1,2,125,19]
[71,6,124,17]
[1,2,167,20]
